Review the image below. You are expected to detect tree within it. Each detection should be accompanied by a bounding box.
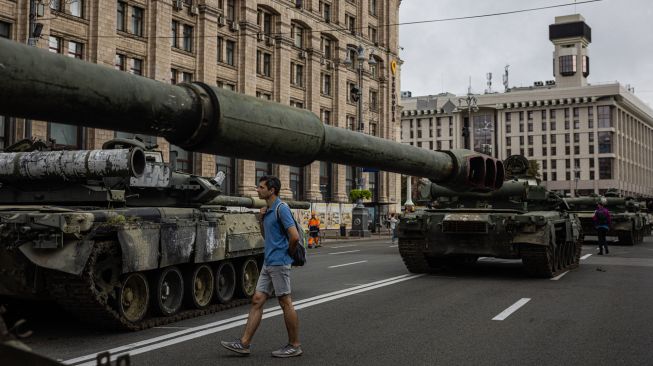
[349,189,372,203]
[527,160,541,179]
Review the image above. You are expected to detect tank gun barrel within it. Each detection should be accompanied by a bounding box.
[420,180,529,201]
[0,39,502,191]
[0,148,145,181]
[205,196,310,209]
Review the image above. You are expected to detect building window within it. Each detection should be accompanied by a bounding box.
[320,161,331,200]
[550,121,556,131]
[290,100,303,108]
[574,120,580,129]
[599,158,612,179]
[321,73,331,96]
[528,136,533,145]
[48,36,61,53]
[132,6,144,36]
[216,156,236,195]
[117,1,126,31]
[226,40,235,66]
[589,145,594,154]
[582,55,590,77]
[598,131,613,153]
[369,0,377,15]
[182,72,192,82]
[170,68,178,84]
[171,20,179,48]
[291,23,304,48]
[551,147,557,155]
[369,90,378,111]
[589,133,594,143]
[345,166,356,193]
[49,123,81,148]
[170,145,193,173]
[290,62,303,86]
[258,8,273,35]
[542,135,547,144]
[321,36,332,59]
[50,0,62,11]
[115,53,126,71]
[226,0,235,21]
[182,24,193,52]
[131,58,143,75]
[347,115,356,130]
[257,91,272,100]
[368,26,377,43]
[506,123,511,134]
[320,109,331,125]
[574,145,580,154]
[345,14,356,35]
[564,120,570,130]
[289,166,304,200]
[70,0,83,17]
[559,55,576,76]
[217,37,223,62]
[598,106,612,128]
[0,21,10,39]
[255,161,272,184]
[320,1,331,22]
[590,159,595,168]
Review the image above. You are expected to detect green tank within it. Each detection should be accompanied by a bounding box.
[564,191,647,245]
[0,38,504,330]
[399,156,583,278]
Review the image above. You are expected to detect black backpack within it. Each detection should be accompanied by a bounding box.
[275,202,307,267]
[596,210,608,225]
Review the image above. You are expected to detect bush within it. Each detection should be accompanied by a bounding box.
[349,189,372,203]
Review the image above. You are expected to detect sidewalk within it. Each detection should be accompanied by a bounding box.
[314,230,393,246]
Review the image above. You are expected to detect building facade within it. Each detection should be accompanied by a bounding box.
[0,0,403,225]
[400,14,653,198]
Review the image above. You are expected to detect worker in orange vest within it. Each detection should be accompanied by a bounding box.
[308,212,321,248]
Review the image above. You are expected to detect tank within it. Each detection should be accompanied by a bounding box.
[399,156,583,278]
[0,38,505,329]
[564,190,647,245]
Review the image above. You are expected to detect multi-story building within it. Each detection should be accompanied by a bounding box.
[0,0,403,227]
[401,14,653,197]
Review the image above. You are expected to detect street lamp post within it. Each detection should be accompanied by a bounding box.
[343,45,376,237]
[458,83,478,150]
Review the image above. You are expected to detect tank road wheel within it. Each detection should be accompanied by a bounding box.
[118,273,149,323]
[186,264,215,309]
[521,240,557,278]
[154,267,184,316]
[398,240,431,273]
[238,258,260,298]
[215,261,236,303]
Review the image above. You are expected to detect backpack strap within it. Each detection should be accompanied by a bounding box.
[275,202,291,239]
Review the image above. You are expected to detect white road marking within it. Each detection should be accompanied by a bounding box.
[388,244,398,248]
[550,271,569,281]
[329,260,368,268]
[329,249,361,255]
[64,274,423,366]
[153,326,188,329]
[331,244,358,249]
[581,254,592,260]
[478,257,487,260]
[492,298,531,321]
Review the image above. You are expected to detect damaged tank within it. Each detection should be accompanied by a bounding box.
[0,38,504,330]
[564,191,648,245]
[399,155,583,277]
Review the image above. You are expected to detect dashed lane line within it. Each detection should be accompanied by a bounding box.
[550,271,569,281]
[492,298,531,321]
[328,260,368,268]
[329,250,361,255]
[581,254,592,260]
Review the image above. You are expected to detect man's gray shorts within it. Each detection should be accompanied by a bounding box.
[255,264,292,297]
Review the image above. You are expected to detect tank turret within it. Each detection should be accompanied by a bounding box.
[0,38,503,191]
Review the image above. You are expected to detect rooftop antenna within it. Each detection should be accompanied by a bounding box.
[485,72,493,94]
[502,65,510,92]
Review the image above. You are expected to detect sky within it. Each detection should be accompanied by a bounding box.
[398,0,653,108]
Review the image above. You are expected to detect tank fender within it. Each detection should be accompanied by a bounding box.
[612,221,633,231]
[117,223,160,273]
[159,220,196,267]
[512,222,553,246]
[19,239,93,275]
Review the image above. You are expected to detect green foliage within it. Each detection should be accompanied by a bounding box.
[349,189,372,203]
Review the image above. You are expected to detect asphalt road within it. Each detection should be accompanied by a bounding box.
[16,237,653,366]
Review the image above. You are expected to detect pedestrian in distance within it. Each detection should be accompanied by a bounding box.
[389,213,399,244]
[221,175,303,358]
[593,198,612,255]
[308,211,321,248]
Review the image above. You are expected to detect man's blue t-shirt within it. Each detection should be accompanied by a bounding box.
[262,197,295,266]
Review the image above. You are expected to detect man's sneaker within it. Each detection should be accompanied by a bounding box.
[271,344,303,358]
[221,339,251,355]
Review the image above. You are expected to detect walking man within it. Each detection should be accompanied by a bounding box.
[593,198,612,255]
[221,175,303,357]
[389,213,399,244]
[308,211,321,248]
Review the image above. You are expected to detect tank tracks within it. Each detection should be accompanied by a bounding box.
[47,241,251,331]
[398,239,431,273]
[521,238,582,278]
